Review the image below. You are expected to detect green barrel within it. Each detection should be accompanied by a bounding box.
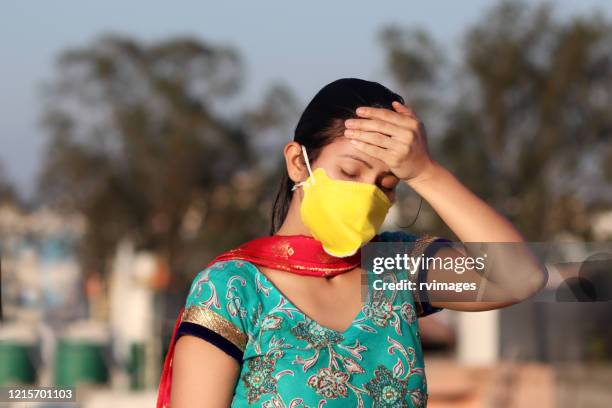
[127,342,146,390]
[54,338,109,387]
[0,342,36,385]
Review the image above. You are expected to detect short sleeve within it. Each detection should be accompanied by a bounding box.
[377,230,453,318]
[176,260,253,363]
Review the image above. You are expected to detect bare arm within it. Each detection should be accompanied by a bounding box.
[407,162,547,311]
[170,336,240,408]
[407,161,524,243]
[344,102,547,312]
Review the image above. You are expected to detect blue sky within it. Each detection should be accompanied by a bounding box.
[1,0,610,200]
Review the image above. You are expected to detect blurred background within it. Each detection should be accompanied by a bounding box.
[1,0,612,406]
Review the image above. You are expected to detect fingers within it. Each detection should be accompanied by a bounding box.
[349,139,391,163]
[355,106,406,127]
[345,118,407,139]
[391,100,417,117]
[350,139,408,170]
[345,118,415,143]
[343,129,400,149]
[352,104,420,133]
[355,103,419,127]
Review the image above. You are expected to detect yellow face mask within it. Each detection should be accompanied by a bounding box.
[292,145,392,257]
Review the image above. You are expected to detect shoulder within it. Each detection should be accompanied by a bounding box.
[179,259,260,361]
[187,260,258,300]
[194,258,259,281]
[184,259,261,326]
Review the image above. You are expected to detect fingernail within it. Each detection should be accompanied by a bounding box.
[350,140,360,146]
[356,107,366,114]
[344,129,354,136]
[345,119,353,127]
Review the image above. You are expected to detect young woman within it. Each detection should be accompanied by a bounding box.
[157,78,547,408]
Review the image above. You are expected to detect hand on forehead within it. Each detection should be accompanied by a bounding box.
[315,137,392,175]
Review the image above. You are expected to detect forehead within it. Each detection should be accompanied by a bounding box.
[317,137,390,173]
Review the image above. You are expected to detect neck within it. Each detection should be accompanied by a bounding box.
[274,193,311,237]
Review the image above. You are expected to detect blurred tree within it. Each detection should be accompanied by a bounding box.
[379,25,445,117]
[0,161,16,322]
[381,0,612,240]
[242,82,301,162]
[377,26,449,233]
[0,162,17,205]
[38,35,261,282]
[240,82,301,233]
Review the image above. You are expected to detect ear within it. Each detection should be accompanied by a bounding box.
[284,141,309,183]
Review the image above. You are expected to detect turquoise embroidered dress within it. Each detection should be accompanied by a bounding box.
[176,231,449,408]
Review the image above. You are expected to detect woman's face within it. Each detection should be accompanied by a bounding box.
[309,137,400,203]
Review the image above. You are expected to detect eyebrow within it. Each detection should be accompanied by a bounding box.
[339,154,396,177]
[340,154,372,169]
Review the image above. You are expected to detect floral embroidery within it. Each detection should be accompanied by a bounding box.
[307,367,350,399]
[182,231,441,407]
[400,303,416,325]
[409,389,427,408]
[261,315,283,331]
[252,303,263,327]
[291,320,344,349]
[361,274,419,336]
[242,354,280,403]
[364,365,409,408]
[363,296,394,328]
[226,275,248,319]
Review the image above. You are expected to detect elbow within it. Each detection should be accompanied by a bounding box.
[521,262,549,300]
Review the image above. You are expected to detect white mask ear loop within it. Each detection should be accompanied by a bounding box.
[291,145,314,191]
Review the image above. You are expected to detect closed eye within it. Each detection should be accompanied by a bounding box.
[341,169,358,179]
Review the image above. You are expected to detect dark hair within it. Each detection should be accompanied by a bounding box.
[269,78,405,234]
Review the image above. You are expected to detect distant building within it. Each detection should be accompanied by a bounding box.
[0,204,86,324]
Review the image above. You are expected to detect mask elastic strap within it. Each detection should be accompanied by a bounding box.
[291,145,314,191]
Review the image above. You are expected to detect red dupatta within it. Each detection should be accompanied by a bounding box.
[156,234,362,407]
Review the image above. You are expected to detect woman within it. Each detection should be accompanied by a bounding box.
[157,78,547,407]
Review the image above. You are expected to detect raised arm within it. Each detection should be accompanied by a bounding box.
[344,101,547,311]
[406,161,547,310]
